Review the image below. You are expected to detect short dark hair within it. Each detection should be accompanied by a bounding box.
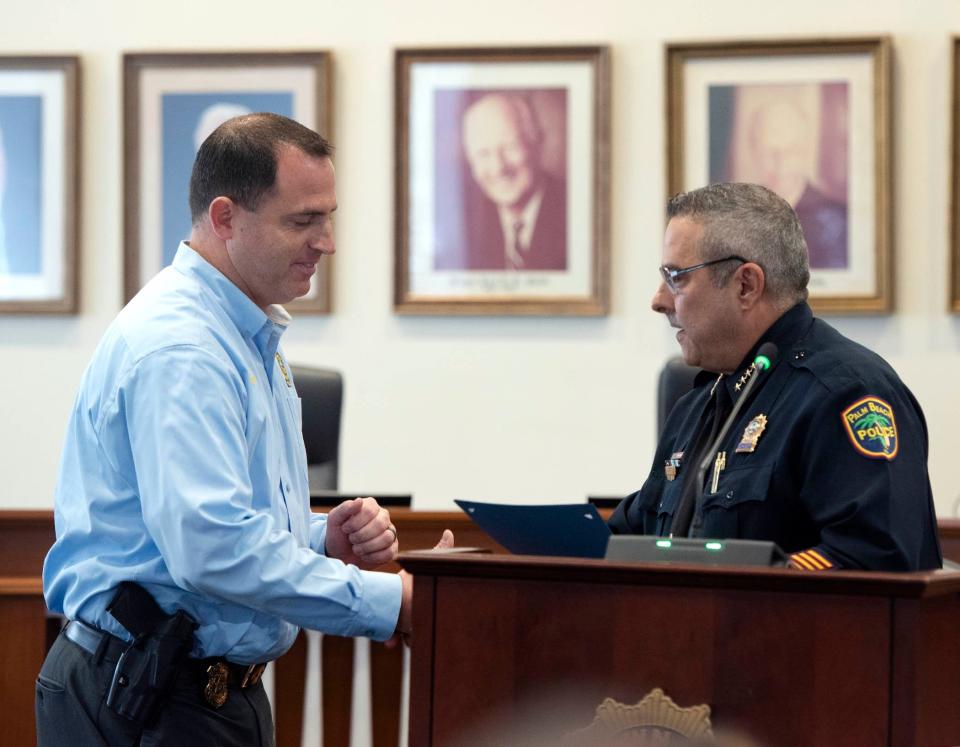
[666,182,810,306]
[188,112,333,222]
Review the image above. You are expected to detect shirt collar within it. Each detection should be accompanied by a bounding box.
[172,242,288,341]
[690,302,815,397]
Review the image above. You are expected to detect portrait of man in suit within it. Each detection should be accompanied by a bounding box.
[433,90,568,271]
[0,97,43,280]
[709,82,849,270]
[0,118,7,276]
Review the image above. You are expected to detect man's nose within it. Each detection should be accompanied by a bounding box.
[651,281,673,315]
[492,149,513,172]
[311,226,335,255]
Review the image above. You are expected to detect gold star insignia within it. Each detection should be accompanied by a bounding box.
[734,363,757,392]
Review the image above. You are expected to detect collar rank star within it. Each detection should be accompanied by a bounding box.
[664,451,684,481]
[734,363,757,392]
[735,414,768,453]
[275,353,292,388]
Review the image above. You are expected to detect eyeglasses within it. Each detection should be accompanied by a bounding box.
[658,256,747,294]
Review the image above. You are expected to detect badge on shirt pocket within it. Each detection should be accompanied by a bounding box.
[735,414,768,454]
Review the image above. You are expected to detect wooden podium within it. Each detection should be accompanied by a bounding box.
[400,552,960,747]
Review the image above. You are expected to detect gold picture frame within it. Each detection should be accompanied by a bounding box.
[0,56,80,314]
[950,37,960,312]
[666,37,893,314]
[123,51,334,313]
[395,46,610,316]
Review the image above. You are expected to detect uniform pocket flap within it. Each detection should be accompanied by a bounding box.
[701,462,774,510]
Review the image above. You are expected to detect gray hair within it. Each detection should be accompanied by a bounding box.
[666,183,810,306]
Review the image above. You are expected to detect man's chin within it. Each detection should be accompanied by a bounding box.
[487,184,534,211]
[291,283,313,302]
[677,338,700,368]
[271,284,310,307]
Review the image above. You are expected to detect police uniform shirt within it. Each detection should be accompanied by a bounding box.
[609,302,942,571]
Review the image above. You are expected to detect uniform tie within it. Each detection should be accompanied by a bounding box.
[670,378,732,537]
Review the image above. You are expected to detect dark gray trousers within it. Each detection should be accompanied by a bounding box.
[36,629,275,746]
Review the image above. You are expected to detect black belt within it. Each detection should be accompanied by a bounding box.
[63,620,266,689]
[64,619,128,660]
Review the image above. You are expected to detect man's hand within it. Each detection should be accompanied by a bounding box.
[325,497,398,570]
[387,529,455,648]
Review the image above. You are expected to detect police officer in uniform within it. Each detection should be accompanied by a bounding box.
[609,183,941,571]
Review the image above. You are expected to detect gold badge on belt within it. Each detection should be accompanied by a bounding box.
[204,661,229,709]
[735,414,768,454]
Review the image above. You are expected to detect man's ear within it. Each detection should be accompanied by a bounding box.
[736,262,766,309]
[208,197,237,241]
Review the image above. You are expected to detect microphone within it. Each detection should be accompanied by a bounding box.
[694,342,780,498]
[669,343,780,538]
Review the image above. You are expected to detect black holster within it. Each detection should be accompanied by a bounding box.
[104,582,198,725]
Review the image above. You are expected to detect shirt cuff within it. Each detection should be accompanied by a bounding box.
[309,514,328,554]
[349,570,403,641]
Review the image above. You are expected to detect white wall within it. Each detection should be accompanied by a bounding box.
[2,0,960,522]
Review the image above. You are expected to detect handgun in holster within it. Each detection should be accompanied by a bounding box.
[104,581,198,725]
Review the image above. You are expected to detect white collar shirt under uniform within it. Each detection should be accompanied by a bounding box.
[43,243,400,663]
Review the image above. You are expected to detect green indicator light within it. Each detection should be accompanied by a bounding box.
[655,540,672,549]
[705,542,723,551]
[754,355,771,371]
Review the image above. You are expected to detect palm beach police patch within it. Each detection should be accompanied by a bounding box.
[841,396,898,460]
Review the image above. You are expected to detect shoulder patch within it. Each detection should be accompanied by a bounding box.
[841,396,898,460]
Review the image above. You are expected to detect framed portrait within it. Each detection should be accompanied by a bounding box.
[951,37,960,312]
[666,38,892,314]
[0,56,79,314]
[394,46,610,315]
[123,51,333,312]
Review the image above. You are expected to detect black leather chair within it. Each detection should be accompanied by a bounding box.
[589,357,701,506]
[656,356,700,436]
[290,365,343,492]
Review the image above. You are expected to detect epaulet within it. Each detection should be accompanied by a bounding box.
[786,319,892,393]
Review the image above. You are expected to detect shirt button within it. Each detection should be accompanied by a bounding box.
[724,491,734,503]
[794,350,807,360]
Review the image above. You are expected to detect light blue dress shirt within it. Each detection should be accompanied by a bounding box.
[44,243,401,663]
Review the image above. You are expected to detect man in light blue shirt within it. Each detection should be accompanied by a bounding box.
[37,113,451,746]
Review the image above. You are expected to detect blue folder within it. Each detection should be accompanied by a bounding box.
[455,499,612,559]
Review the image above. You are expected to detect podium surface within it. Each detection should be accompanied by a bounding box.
[400,552,960,747]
